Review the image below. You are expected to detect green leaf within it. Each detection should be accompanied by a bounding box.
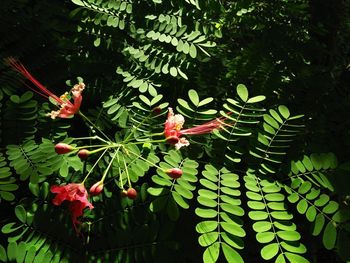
[7,242,16,262]
[199,232,219,247]
[284,252,310,263]
[188,89,199,105]
[15,205,26,223]
[306,206,317,222]
[203,242,220,263]
[312,213,325,236]
[322,201,339,214]
[276,231,301,241]
[323,221,337,249]
[253,221,272,232]
[236,84,248,102]
[0,244,6,262]
[278,105,290,119]
[1,223,23,234]
[195,208,218,218]
[256,231,275,243]
[172,191,189,209]
[297,199,308,214]
[261,243,279,260]
[220,222,245,237]
[71,0,84,6]
[196,221,218,234]
[247,95,265,103]
[221,243,244,263]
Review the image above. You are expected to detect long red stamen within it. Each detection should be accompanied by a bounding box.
[180,116,228,135]
[5,58,64,104]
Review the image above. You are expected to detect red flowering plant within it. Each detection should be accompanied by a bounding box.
[6,59,226,235]
[6,58,84,119]
[164,107,227,149]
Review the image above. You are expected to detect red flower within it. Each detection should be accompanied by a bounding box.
[6,58,84,119]
[50,183,93,232]
[164,108,226,149]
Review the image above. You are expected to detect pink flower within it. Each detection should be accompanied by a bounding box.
[50,183,93,232]
[6,58,85,119]
[164,108,226,149]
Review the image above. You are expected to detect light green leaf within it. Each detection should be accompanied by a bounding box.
[199,232,219,247]
[188,89,199,106]
[247,95,265,104]
[306,206,317,222]
[261,243,279,260]
[277,231,301,241]
[297,199,308,214]
[195,208,218,218]
[203,242,220,263]
[253,221,272,232]
[256,231,275,243]
[196,221,218,234]
[236,84,248,102]
[284,252,310,263]
[221,243,244,263]
[220,222,245,237]
[278,105,290,119]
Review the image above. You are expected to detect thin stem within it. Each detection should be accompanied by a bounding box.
[123,155,132,187]
[79,111,111,142]
[123,113,152,142]
[72,135,109,143]
[101,149,119,182]
[82,149,108,184]
[116,151,123,189]
[126,148,163,170]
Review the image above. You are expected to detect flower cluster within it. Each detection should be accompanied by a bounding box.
[6,58,84,119]
[8,60,226,234]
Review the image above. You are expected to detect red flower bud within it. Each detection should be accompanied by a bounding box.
[78,149,90,160]
[166,136,179,145]
[55,143,74,154]
[89,181,104,196]
[121,189,128,197]
[166,168,183,179]
[126,188,137,199]
[152,106,162,115]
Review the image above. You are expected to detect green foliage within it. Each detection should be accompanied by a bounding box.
[1,0,350,262]
[148,150,198,220]
[196,165,244,263]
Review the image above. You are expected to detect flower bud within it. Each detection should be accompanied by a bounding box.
[152,106,162,115]
[121,189,128,197]
[166,136,179,145]
[89,181,104,196]
[126,188,137,199]
[166,168,183,179]
[55,143,74,154]
[78,149,90,160]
